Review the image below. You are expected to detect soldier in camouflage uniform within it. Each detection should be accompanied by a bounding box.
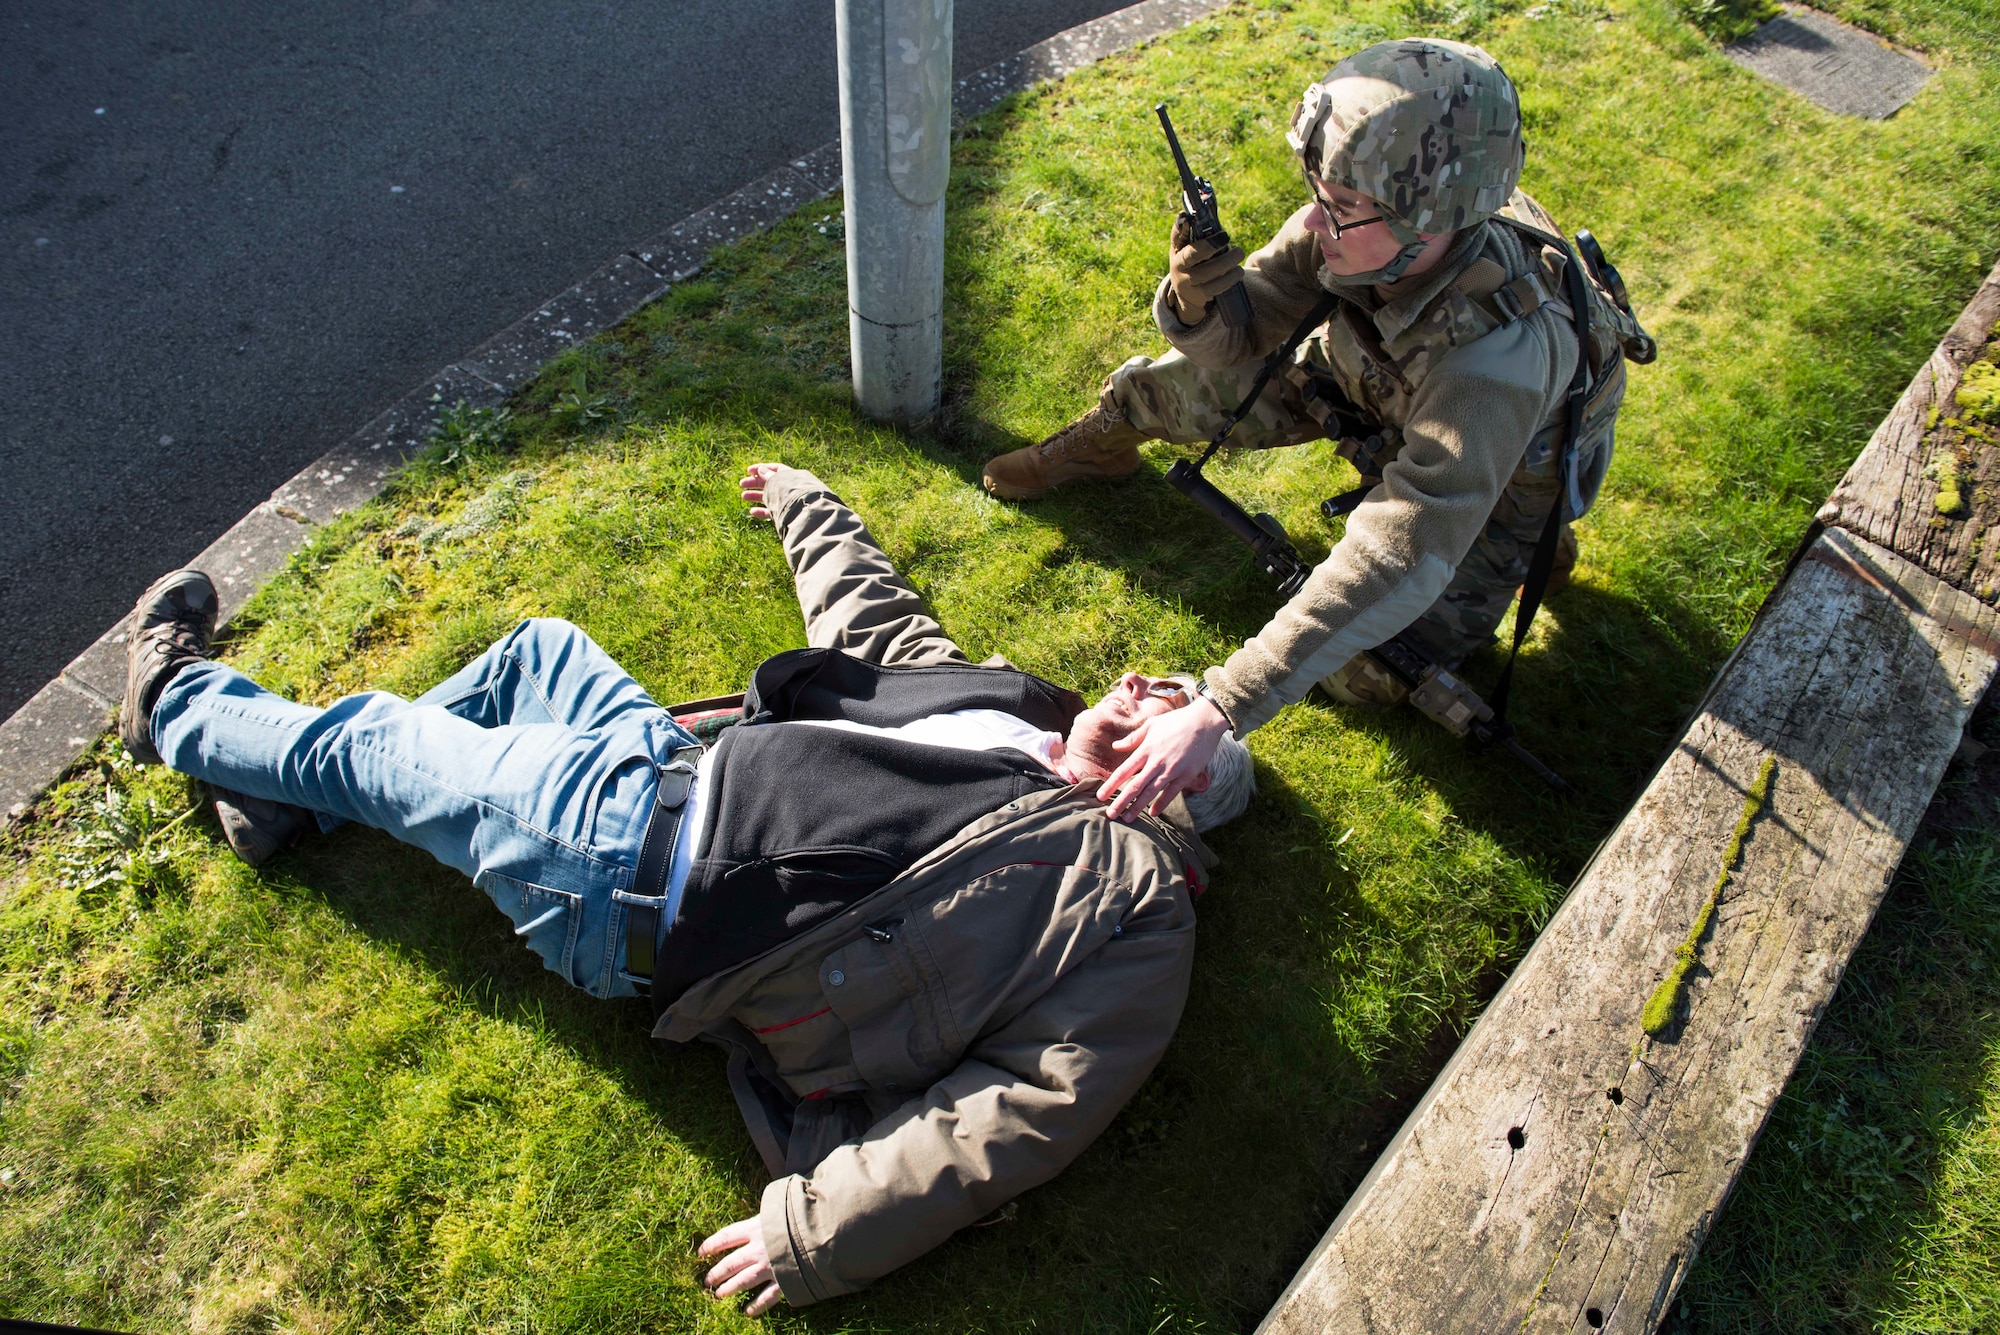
[980,38,1654,819]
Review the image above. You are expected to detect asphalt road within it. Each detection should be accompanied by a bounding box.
[0,0,1128,721]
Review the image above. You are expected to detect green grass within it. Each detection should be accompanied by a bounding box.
[3,0,1998,1329]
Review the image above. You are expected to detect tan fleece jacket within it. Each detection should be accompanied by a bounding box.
[1154,206,1580,734]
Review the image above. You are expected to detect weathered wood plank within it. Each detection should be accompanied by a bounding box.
[1258,527,1999,1335]
[1819,257,2000,597]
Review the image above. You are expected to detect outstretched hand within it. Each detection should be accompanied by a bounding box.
[1098,694,1230,820]
[739,462,784,521]
[699,1217,784,1317]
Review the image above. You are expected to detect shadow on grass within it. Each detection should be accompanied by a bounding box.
[279,828,756,1175]
[914,415,1732,873]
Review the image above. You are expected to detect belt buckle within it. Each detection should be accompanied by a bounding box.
[655,758,697,810]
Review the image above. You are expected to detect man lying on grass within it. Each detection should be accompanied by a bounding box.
[115,462,1253,1314]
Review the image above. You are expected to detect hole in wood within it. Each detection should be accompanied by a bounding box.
[1607,1086,1624,1105]
[1586,1307,1604,1328]
[1506,1126,1525,1150]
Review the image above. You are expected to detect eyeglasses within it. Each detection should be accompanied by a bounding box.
[1142,678,1192,703]
[1305,172,1384,239]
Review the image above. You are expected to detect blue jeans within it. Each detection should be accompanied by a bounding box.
[153,618,699,999]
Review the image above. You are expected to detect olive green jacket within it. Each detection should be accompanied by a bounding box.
[653,466,1214,1306]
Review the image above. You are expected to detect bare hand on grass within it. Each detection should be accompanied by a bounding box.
[1098,693,1230,820]
[699,1217,784,1316]
[740,462,784,521]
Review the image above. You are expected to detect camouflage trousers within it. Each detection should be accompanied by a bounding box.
[1103,347,1603,667]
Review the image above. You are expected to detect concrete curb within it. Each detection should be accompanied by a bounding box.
[0,0,1225,828]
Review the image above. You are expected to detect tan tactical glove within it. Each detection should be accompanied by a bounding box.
[1166,213,1247,323]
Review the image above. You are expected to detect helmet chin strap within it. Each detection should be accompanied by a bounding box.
[1374,240,1429,284]
[1323,237,1430,288]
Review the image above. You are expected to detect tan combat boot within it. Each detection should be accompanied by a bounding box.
[981,407,1145,500]
[1320,652,1411,709]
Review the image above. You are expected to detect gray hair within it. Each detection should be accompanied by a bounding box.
[1185,730,1255,832]
[1162,674,1255,832]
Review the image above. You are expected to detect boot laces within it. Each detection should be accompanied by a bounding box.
[147,602,211,654]
[1041,415,1107,462]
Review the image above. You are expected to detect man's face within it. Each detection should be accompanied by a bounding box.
[1300,173,1411,275]
[1060,674,1196,779]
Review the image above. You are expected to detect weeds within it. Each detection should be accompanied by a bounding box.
[51,763,198,902]
[427,399,515,462]
[550,366,616,425]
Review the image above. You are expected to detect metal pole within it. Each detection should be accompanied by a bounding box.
[835,0,952,424]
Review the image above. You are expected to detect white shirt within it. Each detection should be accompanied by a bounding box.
[780,707,1063,770]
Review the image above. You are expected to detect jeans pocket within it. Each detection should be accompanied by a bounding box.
[480,872,584,986]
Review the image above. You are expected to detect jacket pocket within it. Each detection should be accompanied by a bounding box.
[819,913,959,1097]
[478,873,583,987]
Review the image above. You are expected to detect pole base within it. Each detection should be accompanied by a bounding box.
[850,307,942,424]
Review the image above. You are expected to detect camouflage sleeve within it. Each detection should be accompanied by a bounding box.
[1201,312,1577,733]
[1152,204,1328,370]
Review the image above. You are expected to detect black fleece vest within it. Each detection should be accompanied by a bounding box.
[649,648,1084,1008]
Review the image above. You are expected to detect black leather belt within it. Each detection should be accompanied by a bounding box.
[623,748,701,989]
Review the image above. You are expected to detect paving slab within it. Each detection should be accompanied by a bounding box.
[60,628,129,709]
[460,255,672,392]
[189,508,313,624]
[790,141,846,198]
[0,681,112,822]
[632,166,823,278]
[1725,4,1931,120]
[268,368,498,525]
[265,363,509,529]
[958,0,1223,117]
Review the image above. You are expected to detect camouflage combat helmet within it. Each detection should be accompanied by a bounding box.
[1288,38,1525,280]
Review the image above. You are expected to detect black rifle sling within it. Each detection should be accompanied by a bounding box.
[1193,290,1343,467]
[1484,226,1593,729]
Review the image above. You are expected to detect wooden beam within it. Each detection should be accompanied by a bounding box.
[1819,258,2000,594]
[1258,526,1999,1334]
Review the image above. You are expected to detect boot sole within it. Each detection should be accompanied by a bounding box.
[982,475,1052,501]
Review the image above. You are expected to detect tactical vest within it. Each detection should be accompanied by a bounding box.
[1285,189,1656,515]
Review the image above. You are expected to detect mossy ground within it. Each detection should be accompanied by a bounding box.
[3,0,1998,1329]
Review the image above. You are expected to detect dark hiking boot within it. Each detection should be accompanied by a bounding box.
[120,568,218,765]
[981,407,1145,500]
[210,787,313,867]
